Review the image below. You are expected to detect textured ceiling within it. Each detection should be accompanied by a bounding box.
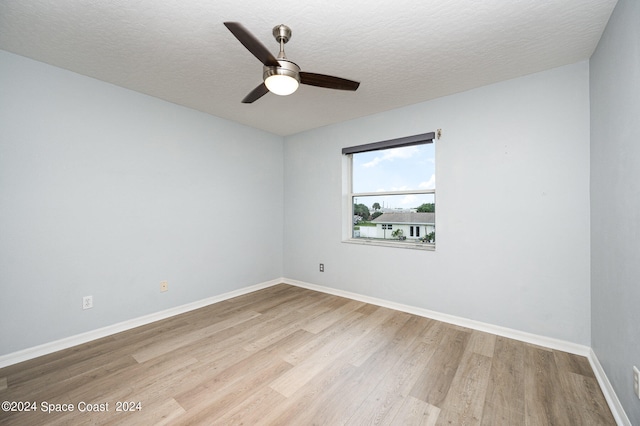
[0,0,617,136]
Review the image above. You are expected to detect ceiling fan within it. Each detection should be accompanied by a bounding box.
[224,22,360,103]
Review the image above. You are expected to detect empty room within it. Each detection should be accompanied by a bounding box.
[1,0,638,424]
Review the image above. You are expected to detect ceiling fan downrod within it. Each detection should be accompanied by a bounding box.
[272,24,292,60]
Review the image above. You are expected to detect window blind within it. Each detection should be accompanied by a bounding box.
[342,132,435,155]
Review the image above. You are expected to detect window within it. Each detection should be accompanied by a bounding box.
[343,132,436,249]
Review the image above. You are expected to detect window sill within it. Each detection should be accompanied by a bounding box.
[342,238,435,251]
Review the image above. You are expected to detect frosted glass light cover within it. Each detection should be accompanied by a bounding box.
[265,75,299,96]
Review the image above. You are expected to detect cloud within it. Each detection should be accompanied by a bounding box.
[374,185,413,192]
[400,194,417,205]
[419,174,436,189]
[362,146,420,168]
[363,157,382,168]
[375,180,433,195]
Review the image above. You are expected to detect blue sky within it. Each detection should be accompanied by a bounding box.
[352,143,435,210]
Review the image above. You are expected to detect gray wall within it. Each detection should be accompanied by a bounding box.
[2,12,636,418]
[284,61,592,345]
[590,0,640,422]
[0,51,284,355]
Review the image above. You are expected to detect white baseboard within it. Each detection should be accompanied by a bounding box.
[1,277,588,366]
[283,278,591,356]
[0,278,281,369]
[284,278,634,425]
[588,349,632,426]
[1,277,628,425]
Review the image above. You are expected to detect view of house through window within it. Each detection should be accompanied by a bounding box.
[348,137,436,247]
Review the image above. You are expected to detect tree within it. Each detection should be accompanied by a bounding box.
[416,203,435,212]
[372,202,381,211]
[371,211,383,220]
[353,203,370,220]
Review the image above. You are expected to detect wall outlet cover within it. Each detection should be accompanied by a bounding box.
[82,295,93,310]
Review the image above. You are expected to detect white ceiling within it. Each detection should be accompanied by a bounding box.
[0,0,617,136]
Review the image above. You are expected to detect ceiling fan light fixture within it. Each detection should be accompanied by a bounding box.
[224,22,360,103]
[264,61,300,96]
[265,74,299,96]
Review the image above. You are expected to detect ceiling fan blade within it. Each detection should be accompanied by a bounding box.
[224,22,279,67]
[242,83,269,103]
[299,72,360,91]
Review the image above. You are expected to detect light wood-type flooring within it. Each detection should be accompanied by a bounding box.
[0,284,615,425]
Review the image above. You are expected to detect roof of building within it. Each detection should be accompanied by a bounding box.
[371,212,435,224]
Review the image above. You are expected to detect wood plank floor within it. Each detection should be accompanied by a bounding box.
[0,284,616,425]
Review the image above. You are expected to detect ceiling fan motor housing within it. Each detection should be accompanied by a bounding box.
[223,21,359,102]
[272,24,292,44]
[263,59,300,82]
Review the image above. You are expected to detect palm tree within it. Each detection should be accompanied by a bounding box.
[392,228,404,240]
[372,202,381,211]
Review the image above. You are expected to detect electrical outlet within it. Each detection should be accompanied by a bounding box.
[82,295,93,310]
[634,366,640,399]
[160,281,168,292]
[319,263,324,272]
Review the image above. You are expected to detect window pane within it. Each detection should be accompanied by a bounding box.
[353,194,435,215]
[352,194,435,243]
[352,143,435,193]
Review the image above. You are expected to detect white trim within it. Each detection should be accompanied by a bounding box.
[0,278,282,369]
[353,189,436,197]
[284,278,632,423]
[343,153,354,241]
[1,276,629,425]
[283,278,591,356]
[588,349,632,426]
[343,238,436,251]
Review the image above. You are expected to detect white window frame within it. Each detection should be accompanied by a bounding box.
[342,132,436,251]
